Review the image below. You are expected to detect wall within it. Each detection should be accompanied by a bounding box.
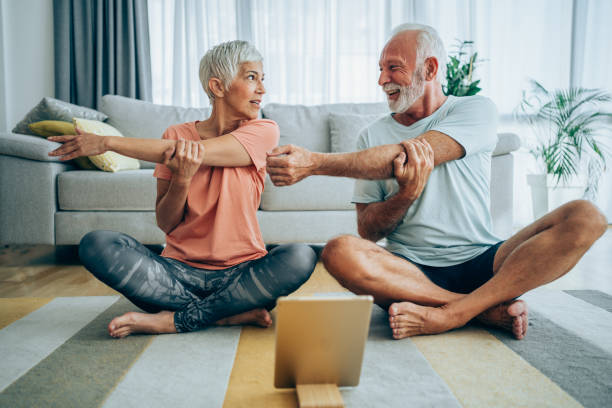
[0,0,54,132]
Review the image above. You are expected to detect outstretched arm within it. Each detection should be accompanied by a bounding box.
[266,130,464,186]
[48,132,177,163]
[48,132,253,167]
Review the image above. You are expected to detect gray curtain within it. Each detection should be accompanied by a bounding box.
[53,0,152,109]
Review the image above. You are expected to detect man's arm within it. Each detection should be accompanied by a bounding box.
[356,140,434,241]
[266,130,464,186]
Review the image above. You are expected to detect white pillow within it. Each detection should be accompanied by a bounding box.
[73,118,140,172]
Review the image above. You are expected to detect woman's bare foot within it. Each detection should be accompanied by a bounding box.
[388,302,458,339]
[215,308,272,328]
[108,311,177,338]
[476,300,528,340]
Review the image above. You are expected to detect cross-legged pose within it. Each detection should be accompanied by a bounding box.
[266,24,607,340]
[49,41,317,338]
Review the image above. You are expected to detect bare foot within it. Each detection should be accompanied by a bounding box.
[215,308,272,328]
[108,311,177,338]
[388,302,457,339]
[477,299,528,340]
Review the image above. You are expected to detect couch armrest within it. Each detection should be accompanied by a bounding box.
[0,132,64,162]
[0,154,73,244]
[492,132,521,157]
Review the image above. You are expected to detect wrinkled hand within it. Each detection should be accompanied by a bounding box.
[266,144,315,186]
[393,139,434,200]
[47,129,107,161]
[164,140,204,184]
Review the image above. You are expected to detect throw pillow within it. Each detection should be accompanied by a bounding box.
[329,112,384,153]
[73,118,140,172]
[28,120,77,137]
[28,120,97,170]
[12,97,108,136]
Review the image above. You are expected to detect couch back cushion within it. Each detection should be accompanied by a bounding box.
[262,102,388,153]
[100,95,211,140]
[329,112,385,153]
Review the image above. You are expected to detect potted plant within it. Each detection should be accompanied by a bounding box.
[518,79,612,218]
[444,40,482,97]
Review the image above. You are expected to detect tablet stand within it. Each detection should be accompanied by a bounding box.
[296,384,344,408]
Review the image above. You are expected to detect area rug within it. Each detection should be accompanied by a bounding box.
[1,284,611,407]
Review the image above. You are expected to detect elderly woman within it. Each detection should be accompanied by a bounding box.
[48,40,317,338]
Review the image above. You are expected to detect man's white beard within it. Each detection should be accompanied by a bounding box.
[385,66,426,114]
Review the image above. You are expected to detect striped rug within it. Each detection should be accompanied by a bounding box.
[1,267,611,407]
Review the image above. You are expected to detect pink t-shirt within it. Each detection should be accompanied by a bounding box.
[153,119,280,269]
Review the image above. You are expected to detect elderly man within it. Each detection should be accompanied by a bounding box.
[266,23,607,340]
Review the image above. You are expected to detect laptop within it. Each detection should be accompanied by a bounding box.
[274,294,374,388]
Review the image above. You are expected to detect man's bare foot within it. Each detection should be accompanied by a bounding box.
[108,311,177,338]
[477,300,528,340]
[388,302,457,339]
[215,308,272,328]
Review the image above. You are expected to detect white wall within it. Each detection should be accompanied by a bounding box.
[0,0,54,132]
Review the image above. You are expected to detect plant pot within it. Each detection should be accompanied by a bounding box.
[527,174,585,219]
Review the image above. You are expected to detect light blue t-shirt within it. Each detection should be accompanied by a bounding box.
[352,95,501,267]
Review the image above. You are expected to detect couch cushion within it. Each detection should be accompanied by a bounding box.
[56,211,164,245]
[100,95,211,140]
[262,102,388,152]
[58,169,156,210]
[257,210,357,244]
[329,112,385,153]
[260,175,355,211]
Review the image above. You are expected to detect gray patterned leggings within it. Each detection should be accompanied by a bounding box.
[79,230,317,332]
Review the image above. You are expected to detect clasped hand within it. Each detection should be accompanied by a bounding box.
[394,139,434,201]
[164,140,204,184]
[266,144,315,186]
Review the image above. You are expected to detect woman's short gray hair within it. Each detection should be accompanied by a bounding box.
[199,40,263,102]
[390,23,447,83]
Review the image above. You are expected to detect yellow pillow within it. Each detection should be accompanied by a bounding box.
[28,120,97,170]
[28,120,76,137]
[73,118,140,172]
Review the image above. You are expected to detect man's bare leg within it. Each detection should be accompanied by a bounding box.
[320,235,515,338]
[108,308,272,338]
[321,235,464,309]
[387,200,607,339]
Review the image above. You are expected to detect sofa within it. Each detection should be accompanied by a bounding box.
[0,95,520,246]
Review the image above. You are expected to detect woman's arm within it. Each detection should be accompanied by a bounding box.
[48,133,176,163]
[48,132,254,167]
[156,179,189,234]
[155,140,204,233]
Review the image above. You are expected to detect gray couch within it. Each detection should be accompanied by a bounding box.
[0,95,520,246]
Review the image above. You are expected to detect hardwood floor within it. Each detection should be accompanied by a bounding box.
[1,229,610,297]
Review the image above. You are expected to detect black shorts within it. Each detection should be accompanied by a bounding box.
[393,241,504,294]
